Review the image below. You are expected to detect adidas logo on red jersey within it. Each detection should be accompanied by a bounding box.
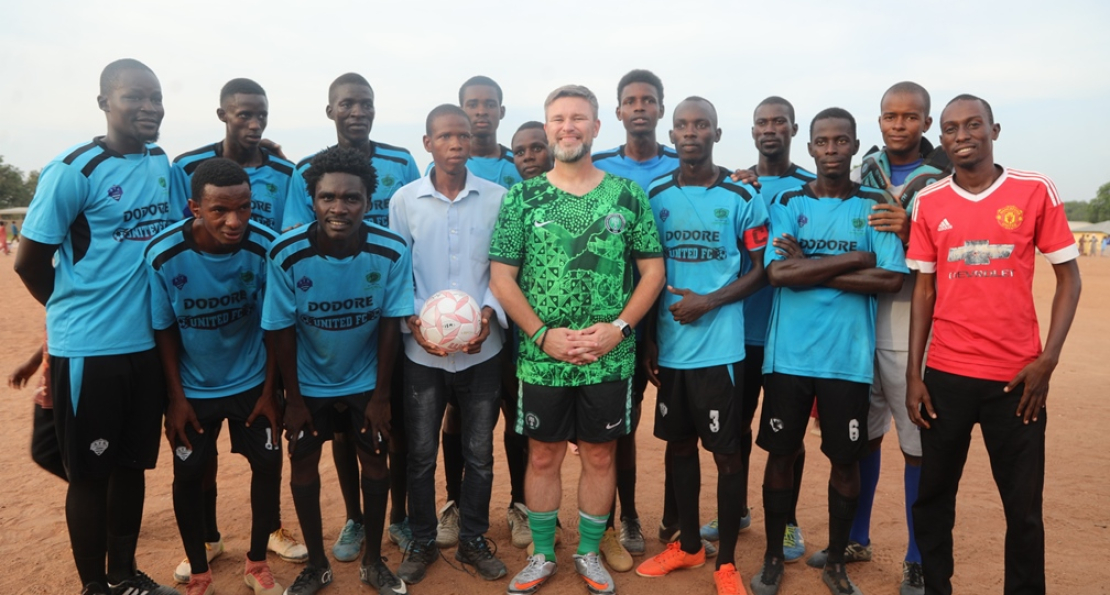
[938,218,953,232]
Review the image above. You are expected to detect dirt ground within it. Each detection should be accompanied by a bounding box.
[0,249,1107,595]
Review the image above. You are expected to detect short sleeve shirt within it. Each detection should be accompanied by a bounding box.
[906,168,1078,382]
[145,220,274,398]
[742,164,816,346]
[282,142,420,230]
[762,184,909,384]
[262,223,414,397]
[170,143,295,232]
[648,168,769,369]
[21,138,173,357]
[489,173,663,386]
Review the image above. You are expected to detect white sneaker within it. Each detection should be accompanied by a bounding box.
[268,527,309,563]
[507,502,532,549]
[173,539,225,584]
[436,500,460,548]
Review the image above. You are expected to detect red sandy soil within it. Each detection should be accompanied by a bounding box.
[1,249,1107,595]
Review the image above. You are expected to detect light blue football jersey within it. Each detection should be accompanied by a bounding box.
[743,164,816,346]
[282,142,420,230]
[649,168,769,369]
[762,184,909,384]
[21,138,173,357]
[262,223,414,397]
[592,143,679,194]
[171,143,295,232]
[146,220,274,398]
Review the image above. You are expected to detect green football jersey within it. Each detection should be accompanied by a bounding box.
[489,172,662,387]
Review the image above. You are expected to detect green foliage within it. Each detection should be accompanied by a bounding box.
[0,156,32,209]
[1090,182,1110,223]
[1064,201,1089,222]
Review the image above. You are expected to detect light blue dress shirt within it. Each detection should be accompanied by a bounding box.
[389,168,508,372]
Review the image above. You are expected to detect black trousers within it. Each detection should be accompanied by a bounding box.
[913,368,1045,595]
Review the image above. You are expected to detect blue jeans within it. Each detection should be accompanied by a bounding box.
[404,355,502,543]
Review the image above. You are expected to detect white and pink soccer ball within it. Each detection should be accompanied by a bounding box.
[418,290,482,352]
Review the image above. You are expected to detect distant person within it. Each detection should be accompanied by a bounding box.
[0,220,8,255]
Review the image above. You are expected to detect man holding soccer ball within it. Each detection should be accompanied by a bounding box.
[388,104,509,584]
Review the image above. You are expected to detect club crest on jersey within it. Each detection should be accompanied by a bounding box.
[714,208,729,220]
[266,183,278,196]
[659,208,670,222]
[240,271,254,285]
[503,175,516,186]
[996,205,1023,230]
[366,271,381,284]
[108,185,123,201]
[90,438,109,456]
[381,174,396,188]
[605,213,626,234]
[297,276,313,292]
[172,274,188,290]
[797,214,808,227]
[851,217,866,233]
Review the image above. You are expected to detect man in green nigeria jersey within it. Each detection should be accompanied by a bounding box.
[490,84,664,595]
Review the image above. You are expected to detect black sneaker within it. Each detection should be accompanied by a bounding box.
[108,571,177,595]
[397,539,438,584]
[285,564,334,595]
[360,557,408,594]
[81,583,109,595]
[749,556,785,595]
[901,561,924,595]
[456,535,507,581]
[821,562,863,595]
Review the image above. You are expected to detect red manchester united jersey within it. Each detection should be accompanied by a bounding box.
[906,168,1078,382]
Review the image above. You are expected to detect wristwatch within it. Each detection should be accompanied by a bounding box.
[612,318,632,338]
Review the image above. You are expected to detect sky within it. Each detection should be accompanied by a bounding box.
[2,0,1109,202]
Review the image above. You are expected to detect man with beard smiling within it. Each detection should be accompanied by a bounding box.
[281,73,420,565]
[637,97,768,595]
[166,79,308,584]
[264,147,413,595]
[751,108,907,595]
[491,84,664,595]
[15,58,177,595]
[145,158,284,595]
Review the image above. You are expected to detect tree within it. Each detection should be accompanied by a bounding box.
[0,156,31,209]
[1064,201,1089,221]
[24,169,39,199]
[1090,182,1110,223]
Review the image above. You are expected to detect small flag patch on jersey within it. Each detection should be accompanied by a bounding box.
[938,218,953,232]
